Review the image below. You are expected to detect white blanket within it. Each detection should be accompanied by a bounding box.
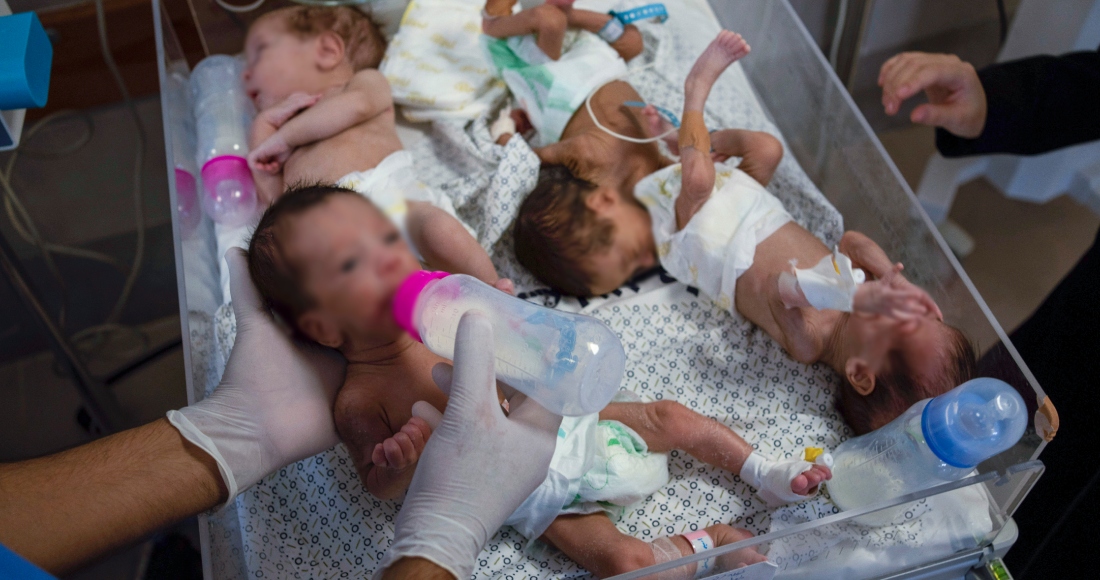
[193,1,993,578]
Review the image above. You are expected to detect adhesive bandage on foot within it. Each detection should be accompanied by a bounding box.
[678,110,711,154]
[779,247,866,312]
[740,452,816,507]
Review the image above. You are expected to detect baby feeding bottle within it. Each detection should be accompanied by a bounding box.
[392,271,626,416]
[190,54,257,228]
[827,377,1026,522]
[164,65,201,238]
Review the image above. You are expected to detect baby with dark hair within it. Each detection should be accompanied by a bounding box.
[514,31,977,434]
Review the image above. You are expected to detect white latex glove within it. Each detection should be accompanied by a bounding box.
[167,248,346,504]
[376,312,562,580]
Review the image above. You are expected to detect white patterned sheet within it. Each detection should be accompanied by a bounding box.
[193,1,993,578]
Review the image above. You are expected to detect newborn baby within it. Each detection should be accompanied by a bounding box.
[243,6,500,285]
[514,31,977,434]
[248,184,830,579]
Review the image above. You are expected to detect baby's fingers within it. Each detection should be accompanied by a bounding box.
[372,443,388,468]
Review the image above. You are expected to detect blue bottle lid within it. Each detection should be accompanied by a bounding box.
[921,377,1028,468]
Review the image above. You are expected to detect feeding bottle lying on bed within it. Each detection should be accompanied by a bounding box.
[393,271,625,416]
[190,54,257,228]
[827,377,1026,522]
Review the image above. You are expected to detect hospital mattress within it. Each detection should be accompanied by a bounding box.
[154,0,1045,578]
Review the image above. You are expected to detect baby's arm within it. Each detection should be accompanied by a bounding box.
[248,93,320,202]
[482,2,568,61]
[405,201,506,288]
[565,8,644,61]
[839,231,943,320]
[710,129,784,186]
[336,393,430,500]
[249,70,394,174]
[675,112,717,230]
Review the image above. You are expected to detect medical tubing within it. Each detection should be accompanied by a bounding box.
[0,0,150,359]
[583,62,678,144]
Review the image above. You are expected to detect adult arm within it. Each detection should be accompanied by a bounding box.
[937,49,1100,156]
[0,419,225,576]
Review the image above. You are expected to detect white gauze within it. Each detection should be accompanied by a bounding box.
[740,452,815,507]
[785,248,866,311]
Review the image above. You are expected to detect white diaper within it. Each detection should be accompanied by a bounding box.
[483,29,627,146]
[635,161,793,314]
[504,413,670,540]
[336,150,470,259]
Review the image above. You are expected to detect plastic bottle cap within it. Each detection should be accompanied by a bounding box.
[0,12,53,110]
[392,270,450,342]
[921,377,1027,468]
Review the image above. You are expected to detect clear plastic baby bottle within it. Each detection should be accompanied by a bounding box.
[189,54,257,228]
[827,377,1027,521]
[164,65,201,238]
[392,271,626,416]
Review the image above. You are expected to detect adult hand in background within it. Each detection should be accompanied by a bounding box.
[377,312,562,580]
[167,248,347,503]
[879,52,988,138]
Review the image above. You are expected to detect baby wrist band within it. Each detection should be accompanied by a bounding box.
[648,531,717,580]
[599,3,669,44]
[598,16,626,43]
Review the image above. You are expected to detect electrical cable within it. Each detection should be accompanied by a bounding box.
[0,0,151,364]
[995,0,1008,48]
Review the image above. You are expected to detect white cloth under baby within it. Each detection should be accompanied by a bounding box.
[504,413,670,540]
[634,161,793,314]
[379,0,507,122]
[484,29,627,146]
[789,248,866,312]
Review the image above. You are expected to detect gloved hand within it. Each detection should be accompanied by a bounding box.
[376,312,562,580]
[167,248,346,504]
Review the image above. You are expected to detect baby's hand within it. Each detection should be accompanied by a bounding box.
[853,276,931,320]
[261,92,321,128]
[372,416,433,470]
[248,133,291,175]
[494,278,515,296]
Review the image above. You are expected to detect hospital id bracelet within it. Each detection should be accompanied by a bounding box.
[682,530,717,578]
[610,3,669,25]
[598,15,626,43]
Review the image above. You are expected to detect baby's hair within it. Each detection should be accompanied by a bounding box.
[260,6,386,70]
[836,323,977,435]
[513,165,614,296]
[248,183,375,335]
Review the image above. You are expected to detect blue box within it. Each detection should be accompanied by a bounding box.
[0,11,53,110]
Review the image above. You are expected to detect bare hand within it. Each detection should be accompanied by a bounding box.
[248,133,291,174]
[372,416,433,470]
[878,52,987,138]
[494,278,516,295]
[853,277,930,320]
[260,92,321,128]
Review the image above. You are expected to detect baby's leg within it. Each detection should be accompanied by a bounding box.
[542,512,764,578]
[710,129,784,186]
[482,2,569,61]
[601,401,830,497]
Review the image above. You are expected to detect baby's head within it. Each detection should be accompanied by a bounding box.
[248,184,421,351]
[836,313,977,434]
[244,6,385,110]
[514,165,658,296]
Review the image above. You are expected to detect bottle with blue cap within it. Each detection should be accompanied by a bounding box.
[827,378,1027,519]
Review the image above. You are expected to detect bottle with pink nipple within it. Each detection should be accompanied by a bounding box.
[393,272,626,416]
[189,54,257,228]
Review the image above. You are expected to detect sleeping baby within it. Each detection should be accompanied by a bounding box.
[242,6,502,287]
[248,183,830,578]
[514,31,978,435]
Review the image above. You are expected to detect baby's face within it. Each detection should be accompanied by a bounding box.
[581,189,658,295]
[243,17,319,110]
[849,311,954,383]
[283,196,421,345]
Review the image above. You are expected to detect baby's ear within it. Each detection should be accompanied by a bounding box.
[298,310,343,349]
[314,31,347,71]
[844,357,876,396]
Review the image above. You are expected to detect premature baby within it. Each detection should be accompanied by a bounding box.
[242,6,502,287]
[248,184,830,578]
[514,31,977,434]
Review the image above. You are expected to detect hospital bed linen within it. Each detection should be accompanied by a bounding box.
[190,1,994,577]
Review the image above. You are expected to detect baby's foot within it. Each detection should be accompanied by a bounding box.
[790,464,832,496]
[708,525,768,570]
[685,31,750,110]
[641,104,680,153]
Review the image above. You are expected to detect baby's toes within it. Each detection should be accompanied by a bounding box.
[789,473,812,496]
